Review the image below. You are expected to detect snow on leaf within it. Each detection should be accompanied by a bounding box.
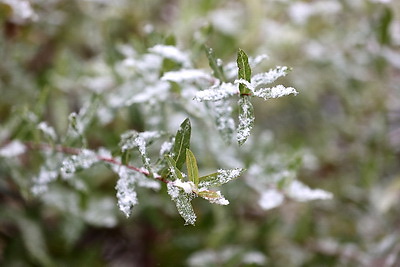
[193,82,238,102]
[37,122,57,141]
[211,100,235,143]
[173,179,196,194]
[199,168,244,188]
[253,85,298,100]
[60,149,99,179]
[235,79,255,93]
[237,96,255,145]
[249,54,269,68]
[167,183,196,225]
[148,45,191,67]
[258,189,285,210]
[161,69,213,83]
[251,66,291,88]
[286,180,333,201]
[119,130,162,173]
[0,141,26,157]
[31,167,58,195]
[2,0,38,24]
[198,189,229,205]
[159,140,173,157]
[115,166,138,217]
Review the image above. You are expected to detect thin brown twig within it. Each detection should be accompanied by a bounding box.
[23,141,170,184]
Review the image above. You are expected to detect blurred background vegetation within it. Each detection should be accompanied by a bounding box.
[1,0,400,266]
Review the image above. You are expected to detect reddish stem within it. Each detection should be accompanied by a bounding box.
[23,142,170,184]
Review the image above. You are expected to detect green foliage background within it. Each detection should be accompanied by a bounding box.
[1,0,400,266]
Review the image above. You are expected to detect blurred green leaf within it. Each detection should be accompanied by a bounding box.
[205,46,227,82]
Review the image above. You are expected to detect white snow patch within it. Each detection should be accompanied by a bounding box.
[0,141,26,157]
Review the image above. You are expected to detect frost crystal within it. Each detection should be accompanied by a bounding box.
[193,82,238,102]
[115,166,138,217]
[258,189,285,210]
[286,180,333,201]
[60,149,99,179]
[161,69,212,83]
[148,45,191,67]
[253,85,298,100]
[37,122,57,141]
[167,183,196,225]
[0,141,26,157]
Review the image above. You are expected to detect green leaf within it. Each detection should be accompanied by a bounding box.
[199,168,244,188]
[377,7,392,45]
[186,148,199,186]
[173,118,191,170]
[166,155,184,180]
[205,46,227,82]
[237,48,252,95]
[198,190,229,205]
[237,96,255,145]
[198,189,220,199]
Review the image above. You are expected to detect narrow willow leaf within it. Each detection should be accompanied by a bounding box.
[166,156,184,180]
[167,183,196,225]
[60,149,99,179]
[251,66,292,88]
[253,85,298,100]
[237,96,254,146]
[199,168,244,188]
[205,46,227,82]
[193,82,238,102]
[237,49,252,95]
[173,118,191,170]
[211,100,235,143]
[115,166,138,217]
[198,189,229,205]
[186,148,199,186]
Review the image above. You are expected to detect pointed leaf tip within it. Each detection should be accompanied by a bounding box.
[173,118,191,170]
[237,49,252,95]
